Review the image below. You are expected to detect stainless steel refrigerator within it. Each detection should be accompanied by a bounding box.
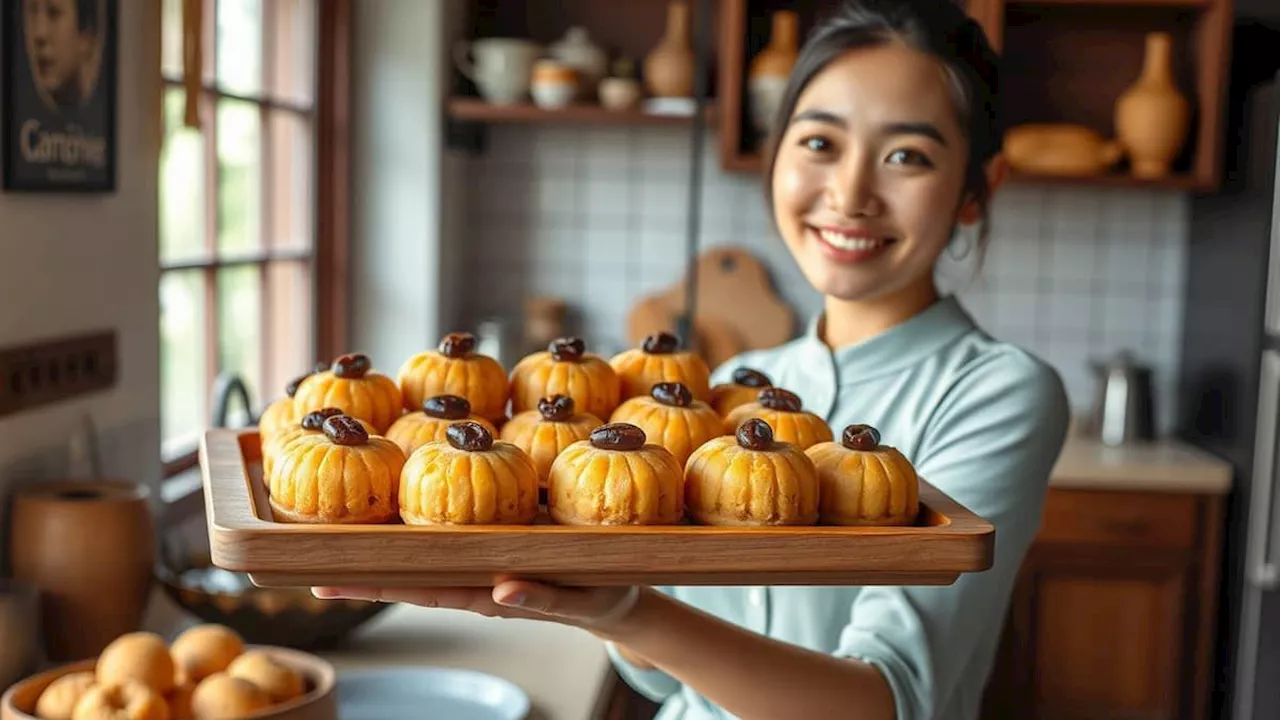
[1178,20,1280,720]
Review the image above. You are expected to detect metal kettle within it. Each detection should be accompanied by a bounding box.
[1087,350,1156,446]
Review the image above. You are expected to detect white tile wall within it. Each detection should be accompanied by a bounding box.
[456,125,1188,434]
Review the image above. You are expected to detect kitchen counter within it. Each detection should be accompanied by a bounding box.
[1050,428,1233,495]
[144,591,618,720]
[318,604,616,720]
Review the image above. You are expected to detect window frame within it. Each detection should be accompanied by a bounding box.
[160,0,351,480]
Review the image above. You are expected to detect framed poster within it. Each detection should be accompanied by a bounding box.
[2,0,117,193]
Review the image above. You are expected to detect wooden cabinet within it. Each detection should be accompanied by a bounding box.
[981,488,1225,720]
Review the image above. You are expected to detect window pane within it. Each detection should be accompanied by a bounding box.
[160,270,207,457]
[217,100,262,256]
[161,0,184,78]
[160,88,207,264]
[217,265,263,427]
[216,0,262,96]
[268,110,313,250]
[268,0,316,105]
[264,260,315,407]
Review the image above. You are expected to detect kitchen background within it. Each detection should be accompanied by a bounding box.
[455,127,1188,433]
[1,0,1278,719]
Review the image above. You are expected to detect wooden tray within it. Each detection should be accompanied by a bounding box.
[201,429,995,588]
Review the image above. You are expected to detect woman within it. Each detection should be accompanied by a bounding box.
[314,1,1070,718]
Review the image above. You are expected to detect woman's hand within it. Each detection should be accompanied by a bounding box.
[311,577,641,633]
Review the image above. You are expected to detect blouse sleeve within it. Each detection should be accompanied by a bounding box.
[832,350,1070,720]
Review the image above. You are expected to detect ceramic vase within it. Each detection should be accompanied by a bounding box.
[643,0,695,98]
[1115,32,1189,179]
[748,11,799,138]
[8,480,156,662]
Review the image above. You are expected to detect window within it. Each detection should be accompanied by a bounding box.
[159,0,349,475]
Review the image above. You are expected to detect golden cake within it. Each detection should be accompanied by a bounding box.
[71,680,168,720]
[189,674,271,719]
[95,632,175,695]
[291,353,403,433]
[167,624,244,684]
[399,421,539,525]
[384,394,501,458]
[509,337,621,420]
[609,331,712,401]
[708,367,773,417]
[547,423,684,525]
[806,424,920,526]
[498,394,603,488]
[34,671,97,720]
[267,414,406,524]
[722,387,833,450]
[609,382,723,467]
[685,418,820,526]
[256,362,327,439]
[225,651,305,704]
[261,408,375,479]
[397,331,510,423]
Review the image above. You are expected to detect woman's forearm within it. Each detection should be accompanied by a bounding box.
[600,589,896,720]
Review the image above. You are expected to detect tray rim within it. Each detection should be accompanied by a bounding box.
[200,429,996,585]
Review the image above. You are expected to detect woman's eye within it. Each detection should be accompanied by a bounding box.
[800,136,833,153]
[887,149,932,167]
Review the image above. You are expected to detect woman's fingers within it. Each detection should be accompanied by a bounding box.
[312,581,641,630]
[492,580,640,628]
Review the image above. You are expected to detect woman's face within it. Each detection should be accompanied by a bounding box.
[24,0,88,95]
[770,41,974,304]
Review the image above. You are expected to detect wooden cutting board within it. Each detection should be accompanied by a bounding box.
[627,246,794,367]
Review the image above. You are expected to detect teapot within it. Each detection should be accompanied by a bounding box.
[1086,350,1155,446]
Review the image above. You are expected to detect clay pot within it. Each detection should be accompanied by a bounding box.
[1115,32,1189,179]
[643,1,695,98]
[8,480,156,663]
[748,11,799,138]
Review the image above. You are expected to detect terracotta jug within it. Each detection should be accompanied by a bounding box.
[8,480,156,662]
[748,11,799,138]
[1115,32,1189,179]
[643,0,695,98]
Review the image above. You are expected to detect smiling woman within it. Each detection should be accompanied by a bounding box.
[311,2,1070,720]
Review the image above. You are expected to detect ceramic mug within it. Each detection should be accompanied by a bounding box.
[454,38,540,105]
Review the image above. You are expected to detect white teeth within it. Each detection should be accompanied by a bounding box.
[817,229,886,251]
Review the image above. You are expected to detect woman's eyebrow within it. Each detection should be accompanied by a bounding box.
[790,110,948,147]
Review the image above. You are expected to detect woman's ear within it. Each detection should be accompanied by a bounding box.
[957,153,1008,225]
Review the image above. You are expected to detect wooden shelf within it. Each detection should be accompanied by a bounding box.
[1006,169,1210,190]
[974,0,1232,192]
[710,152,1210,191]
[446,97,714,126]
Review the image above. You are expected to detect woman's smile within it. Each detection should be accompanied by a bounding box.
[807,224,898,264]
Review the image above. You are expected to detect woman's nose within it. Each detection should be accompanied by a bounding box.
[824,159,881,218]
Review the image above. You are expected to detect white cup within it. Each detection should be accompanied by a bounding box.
[454,38,541,105]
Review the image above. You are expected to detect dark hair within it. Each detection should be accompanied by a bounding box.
[763,0,1002,254]
[75,0,100,35]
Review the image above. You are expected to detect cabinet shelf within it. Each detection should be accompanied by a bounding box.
[446,97,715,127]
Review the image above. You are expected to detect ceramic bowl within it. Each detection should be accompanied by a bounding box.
[155,548,390,651]
[0,645,336,720]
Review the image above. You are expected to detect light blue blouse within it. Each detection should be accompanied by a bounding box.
[606,294,1070,720]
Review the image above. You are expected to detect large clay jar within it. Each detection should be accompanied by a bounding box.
[643,0,695,98]
[8,480,155,662]
[1114,32,1189,179]
[748,11,799,139]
